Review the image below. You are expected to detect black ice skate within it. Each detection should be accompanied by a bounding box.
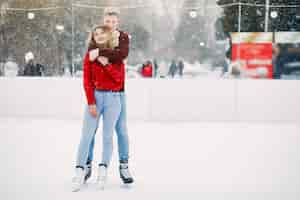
[119,161,134,184]
[84,162,92,182]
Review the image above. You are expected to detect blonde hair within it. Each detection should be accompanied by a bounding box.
[86,25,114,50]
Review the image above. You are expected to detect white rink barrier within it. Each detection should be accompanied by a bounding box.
[0,77,300,122]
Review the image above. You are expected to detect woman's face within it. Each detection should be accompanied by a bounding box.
[93,28,109,44]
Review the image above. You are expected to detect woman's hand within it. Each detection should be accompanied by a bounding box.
[88,104,98,118]
[89,48,99,61]
[98,56,109,66]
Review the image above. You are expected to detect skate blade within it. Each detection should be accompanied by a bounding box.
[96,181,106,190]
[72,185,81,192]
[121,182,134,189]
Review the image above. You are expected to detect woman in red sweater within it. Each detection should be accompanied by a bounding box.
[72,25,124,192]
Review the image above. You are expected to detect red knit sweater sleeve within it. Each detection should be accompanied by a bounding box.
[83,53,96,105]
[98,31,129,63]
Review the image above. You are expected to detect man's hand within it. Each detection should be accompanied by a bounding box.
[98,56,109,66]
[89,48,99,61]
[88,104,98,118]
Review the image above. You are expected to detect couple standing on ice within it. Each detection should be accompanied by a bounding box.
[72,8,134,192]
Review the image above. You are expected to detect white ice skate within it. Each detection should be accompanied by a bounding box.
[72,167,85,192]
[96,164,107,190]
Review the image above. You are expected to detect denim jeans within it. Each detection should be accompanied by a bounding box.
[76,90,121,168]
[86,92,129,165]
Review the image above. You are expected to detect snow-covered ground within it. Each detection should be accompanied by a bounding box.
[1,117,299,200]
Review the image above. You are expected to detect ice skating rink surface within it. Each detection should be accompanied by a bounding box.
[0,117,299,200]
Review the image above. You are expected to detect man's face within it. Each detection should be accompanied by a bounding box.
[103,15,119,31]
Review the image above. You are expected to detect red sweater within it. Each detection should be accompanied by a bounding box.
[83,30,129,105]
[83,53,125,105]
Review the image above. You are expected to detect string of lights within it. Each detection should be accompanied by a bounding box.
[2,2,300,11]
[4,6,65,11]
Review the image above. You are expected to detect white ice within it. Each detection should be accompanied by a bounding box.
[0,117,299,200]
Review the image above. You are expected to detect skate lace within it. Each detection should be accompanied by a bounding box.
[72,168,84,183]
[121,167,132,179]
[98,166,107,180]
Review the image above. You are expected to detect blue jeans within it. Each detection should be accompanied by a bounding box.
[76,91,121,167]
[87,92,129,164]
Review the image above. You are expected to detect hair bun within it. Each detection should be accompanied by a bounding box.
[104,7,120,15]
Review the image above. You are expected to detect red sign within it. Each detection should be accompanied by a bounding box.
[232,43,273,78]
[231,33,273,79]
